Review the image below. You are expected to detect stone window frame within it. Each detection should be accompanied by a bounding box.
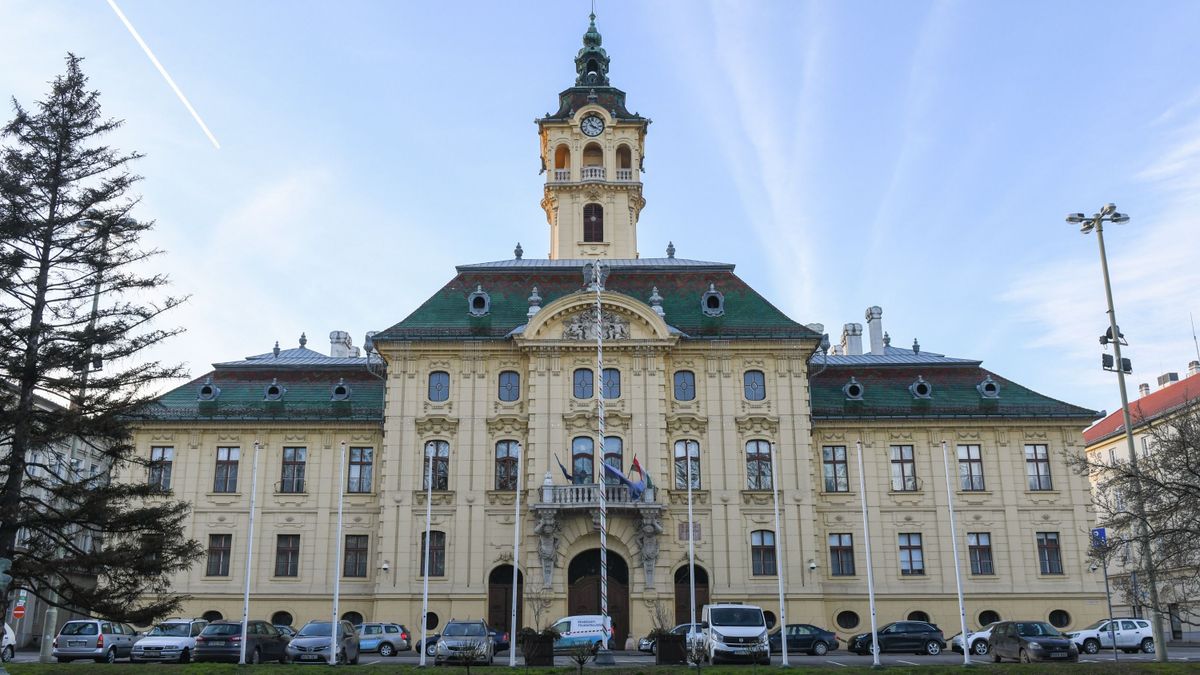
[673,370,696,401]
[494,439,520,491]
[420,530,446,577]
[498,370,521,402]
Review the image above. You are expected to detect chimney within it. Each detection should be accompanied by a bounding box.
[1189,360,1200,377]
[1157,372,1180,389]
[1138,383,1150,398]
[865,306,884,354]
[840,323,864,356]
[329,330,354,357]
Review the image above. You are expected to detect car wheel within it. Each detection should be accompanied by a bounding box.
[250,648,262,665]
[970,639,989,656]
[1141,638,1155,654]
[338,649,347,665]
[379,642,395,657]
[812,641,828,656]
[426,642,437,656]
[593,640,603,654]
[1019,648,1031,663]
[651,642,657,655]
[1083,639,1100,654]
[179,647,191,664]
[2,645,13,662]
[351,651,360,665]
[98,647,116,663]
[924,640,941,656]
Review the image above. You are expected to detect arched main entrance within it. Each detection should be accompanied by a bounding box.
[488,565,524,634]
[674,565,710,626]
[568,549,629,645]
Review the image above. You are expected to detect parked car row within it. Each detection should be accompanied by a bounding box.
[946,616,1154,660]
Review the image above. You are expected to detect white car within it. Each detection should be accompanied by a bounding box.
[701,603,770,665]
[130,618,208,664]
[948,622,998,656]
[3,622,15,662]
[1066,618,1154,654]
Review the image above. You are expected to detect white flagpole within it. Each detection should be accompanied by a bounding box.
[419,442,435,667]
[509,443,524,667]
[854,441,880,667]
[940,441,970,665]
[686,440,697,643]
[770,443,788,665]
[330,441,347,665]
[591,261,613,661]
[239,441,261,665]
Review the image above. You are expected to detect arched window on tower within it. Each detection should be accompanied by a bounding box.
[583,204,604,242]
[616,145,632,181]
[582,142,604,181]
[554,145,570,182]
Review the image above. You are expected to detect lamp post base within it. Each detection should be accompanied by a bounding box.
[594,650,616,665]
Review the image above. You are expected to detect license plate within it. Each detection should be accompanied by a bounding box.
[1051,651,1067,658]
[68,640,85,647]
[301,654,321,661]
[209,641,225,647]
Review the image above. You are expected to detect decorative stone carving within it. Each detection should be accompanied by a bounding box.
[735,415,779,436]
[741,491,773,506]
[636,512,664,589]
[413,491,455,506]
[666,414,708,436]
[415,415,460,437]
[533,510,561,587]
[561,310,630,341]
[486,415,529,436]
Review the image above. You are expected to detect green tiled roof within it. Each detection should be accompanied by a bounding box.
[810,364,1097,420]
[374,260,819,342]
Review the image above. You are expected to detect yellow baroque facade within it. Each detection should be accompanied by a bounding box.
[126,13,1106,646]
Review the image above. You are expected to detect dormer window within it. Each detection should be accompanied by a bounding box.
[331,378,351,401]
[197,377,220,401]
[977,375,1000,399]
[264,379,286,401]
[843,377,864,401]
[909,376,932,399]
[468,285,490,317]
[701,284,724,317]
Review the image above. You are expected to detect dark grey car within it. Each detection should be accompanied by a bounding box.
[194,620,290,664]
[286,620,360,665]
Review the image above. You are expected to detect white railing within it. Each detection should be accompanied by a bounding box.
[615,168,633,181]
[540,483,654,506]
[581,166,606,181]
[553,169,570,181]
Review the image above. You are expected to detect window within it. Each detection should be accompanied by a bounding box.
[213,447,239,493]
[495,440,520,490]
[1037,532,1063,575]
[602,436,623,485]
[968,532,994,575]
[428,371,450,402]
[1048,609,1071,628]
[149,446,173,491]
[673,371,696,401]
[890,445,918,491]
[829,533,855,576]
[275,534,300,577]
[344,535,368,577]
[836,611,860,630]
[601,368,621,399]
[745,440,773,491]
[202,610,223,622]
[674,439,700,489]
[421,531,446,577]
[823,445,849,492]
[280,447,306,493]
[272,611,294,628]
[751,530,777,576]
[571,436,594,484]
[957,445,985,491]
[743,370,766,401]
[206,534,231,576]
[1025,444,1053,490]
[423,441,449,490]
[978,610,1000,626]
[573,368,594,399]
[348,447,373,493]
[583,203,603,242]
[899,533,925,576]
[498,371,520,401]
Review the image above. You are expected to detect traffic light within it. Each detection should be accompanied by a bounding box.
[0,557,12,593]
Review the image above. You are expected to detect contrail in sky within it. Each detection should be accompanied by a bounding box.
[105,0,221,149]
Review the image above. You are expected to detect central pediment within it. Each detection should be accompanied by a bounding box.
[517,291,676,346]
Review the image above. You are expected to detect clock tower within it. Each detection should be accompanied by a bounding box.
[538,13,650,260]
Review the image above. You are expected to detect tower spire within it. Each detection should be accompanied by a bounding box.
[575,7,610,86]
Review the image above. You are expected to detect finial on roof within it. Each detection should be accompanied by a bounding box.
[649,286,664,317]
[912,337,920,354]
[273,341,280,358]
[514,242,523,259]
[666,241,675,258]
[528,285,542,317]
[883,331,891,347]
[299,332,307,348]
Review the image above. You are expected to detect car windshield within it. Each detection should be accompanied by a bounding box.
[1016,622,1063,637]
[443,623,486,637]
[297,623,337,637]
[148,624,191,637]
[710,608,765,627]
[202,624,241,636]
[1080,620,1109,631]
[61,623,98,636]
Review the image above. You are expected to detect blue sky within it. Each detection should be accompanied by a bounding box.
[3,0,1199,413]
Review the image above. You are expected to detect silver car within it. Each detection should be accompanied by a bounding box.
[286,620,360,665]
[53,619,137,663]
[436,620,494,666]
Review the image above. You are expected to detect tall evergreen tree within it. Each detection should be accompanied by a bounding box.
[0,54,201,624]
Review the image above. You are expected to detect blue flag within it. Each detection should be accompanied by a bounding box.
[555,454,574,483]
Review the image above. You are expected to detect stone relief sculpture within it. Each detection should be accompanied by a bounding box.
[635,512,664,588]
[533,510,561,587]
[561,310,630,341]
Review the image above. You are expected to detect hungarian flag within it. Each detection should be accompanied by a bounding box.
[630,456,644,478]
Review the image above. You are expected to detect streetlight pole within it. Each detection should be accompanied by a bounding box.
[939,441,970,665]
[508,443,523,667]
[1067,204,1166,662]
[239,441,261,665]
[330,441,347,665]
[854,441,880,668]
[770,444,788,666]
[419,442,434,667]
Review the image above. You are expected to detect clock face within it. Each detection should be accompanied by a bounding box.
[581,115,605,137]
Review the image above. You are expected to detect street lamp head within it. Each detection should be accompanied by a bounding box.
[1079,221,1096,234]
[1111,213,1130,224]
[1065,213,1086,223]
[1101,203,1116,215]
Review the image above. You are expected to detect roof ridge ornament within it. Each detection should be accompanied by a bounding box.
[912,337,920,354]
[514,242,523,259]
[272,341,280,358]
[666,241,675,259]
[299,332,307,348]
[528,286,542,317]
[583,260,609,291]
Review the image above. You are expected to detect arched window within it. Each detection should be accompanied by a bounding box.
[583,203,604,242]
[342,611,364,626]
[495,440,520,490]
[498,371,520,401]
[601,368,620,399]
[554,144,570,169]
[746,440,773,490]
[616,145,632,169]
[271,611,293,628]
[423,440,450,491]
[420,531,446,577]
[751,530,777,576]
[573,368,594,399]
[674,440,700,489]
[428,371,450,402]
[572,436,594,484]
[202,610,223,622]
[673,371,696,401]
[602,436,622,485]
[744,370,766,401]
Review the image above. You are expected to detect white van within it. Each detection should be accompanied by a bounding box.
[701,603,770,664]
[549,615,613,653]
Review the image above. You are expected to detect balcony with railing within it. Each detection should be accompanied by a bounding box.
[615,168,633,181]
[553,168,570,182]
[534,476,659,511]
[581,166,606,181]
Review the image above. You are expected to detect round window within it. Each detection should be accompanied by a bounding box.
[763,611,776,630]
[907,610,930,623]
[201,610,223,622]
[342,611,363,626]
[1049,609,1071,628]
[836,611,860,630]
[271,611,293,628]
[426,612,440,631]
[978,610,1000,627]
